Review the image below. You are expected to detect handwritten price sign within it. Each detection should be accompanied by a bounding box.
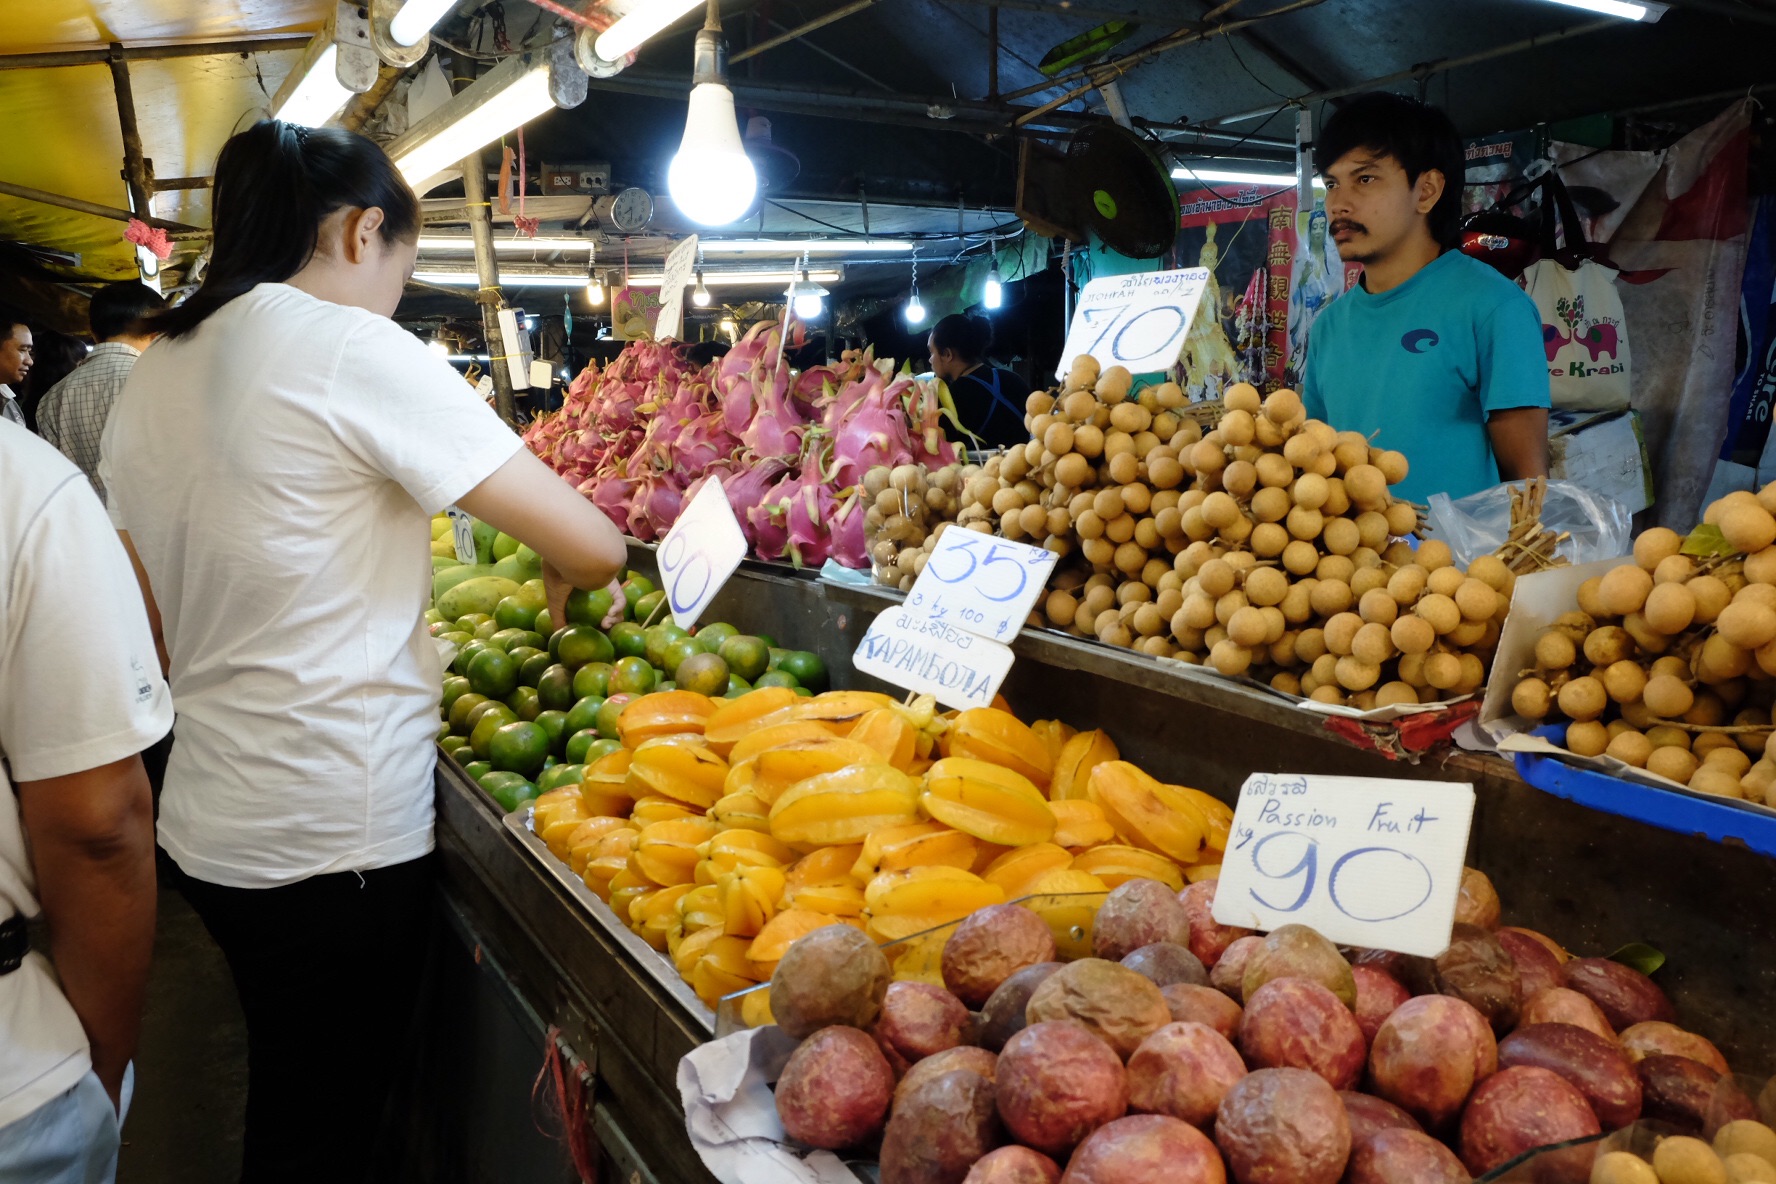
[657,477,748,629]
[904,530,1058,645]
[852,605,1015,711]
[1055,268,1211,380]
[1211,773,1477,958]
[445,505,478,564]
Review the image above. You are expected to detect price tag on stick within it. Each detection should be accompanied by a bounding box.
[1055,268,1211,379]
[852,605,1015,711]
[903,530,1059,645]
[445,505,478,564]
[657,477,748,629]
[1211,773,1477,958]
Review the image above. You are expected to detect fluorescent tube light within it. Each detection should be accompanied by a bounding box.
[700,239,915,253]
[389,0,459,46]
[1536,0,1666,20]
[595,0,706,61]
[1172,166,1326,189]
[417,235,592,252]
[274,43,355,127]
[414,268,842,287]
[388,52,554,183]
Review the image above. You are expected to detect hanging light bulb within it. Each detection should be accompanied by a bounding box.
[786,253,827,320]
[427,333,450,357]
[983,240,1004,310]
[692,269,712,307]
[586,256,605,306]
[666,9,758,227]
[904,251,926,326]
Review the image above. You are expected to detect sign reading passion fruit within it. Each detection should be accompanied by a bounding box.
[657,477,748,629]
[1212,773,1477,958]
[1055,268,1211,380]
[852,605,1015,711]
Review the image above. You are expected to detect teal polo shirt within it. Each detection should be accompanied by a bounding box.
[1301,250,1550,504]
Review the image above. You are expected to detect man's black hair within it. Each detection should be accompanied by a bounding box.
[0,304,27,338]
[89,281,167,340]
[1315,93,1466,249]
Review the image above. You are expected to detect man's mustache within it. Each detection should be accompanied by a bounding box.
[1330,221,1366,235]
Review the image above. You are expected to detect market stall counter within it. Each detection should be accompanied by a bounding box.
[428,547,1776,1182]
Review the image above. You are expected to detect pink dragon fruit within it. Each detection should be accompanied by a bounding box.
[828,489,869,569]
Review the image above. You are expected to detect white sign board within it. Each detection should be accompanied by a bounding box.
[904,530,1059,645]
[658,476,747,629]
[1212,773,1477,958]
[1056,268,1211,379]
[655,234,700,343]
[852,605,1015,711]
[445,505,478,564]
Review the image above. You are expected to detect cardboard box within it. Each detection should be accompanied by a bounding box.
[1549,408,1653,515]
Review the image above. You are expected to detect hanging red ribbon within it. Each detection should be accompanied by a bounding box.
[124,218,172,261]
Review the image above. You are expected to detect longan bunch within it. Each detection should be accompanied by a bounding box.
[1510,485,1776,806]
[863,461,976,590]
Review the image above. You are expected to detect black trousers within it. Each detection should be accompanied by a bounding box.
[173,855,434,1184]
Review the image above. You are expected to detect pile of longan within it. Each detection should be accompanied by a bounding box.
[962,357,1510,708]
[1510,486,1776,806]
[864,462,977,590]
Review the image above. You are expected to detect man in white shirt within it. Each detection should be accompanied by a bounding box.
[0,420,173,1181]
[0,308,34,426]
[38,283,165,503]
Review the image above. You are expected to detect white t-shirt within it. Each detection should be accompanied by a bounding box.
[101,283,521,888]
[0,422,173,1130]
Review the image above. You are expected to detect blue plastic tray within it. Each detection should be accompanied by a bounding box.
[1512,726,1776,858]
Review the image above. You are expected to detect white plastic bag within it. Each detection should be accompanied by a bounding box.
[1524,257,1634,412]
[1426,480,1632,568]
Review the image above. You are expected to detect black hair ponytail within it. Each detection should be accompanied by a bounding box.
[157,120,421,339]
[930,313,993,363]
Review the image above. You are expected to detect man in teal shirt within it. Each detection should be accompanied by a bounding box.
[1302,93,1549,505]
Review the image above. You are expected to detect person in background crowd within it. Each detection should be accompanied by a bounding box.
[99,120,628,1184]
[17,330,87,435]
[927,313,1030,450]
[0,307,33,426]
[0,418,173,1183]
[1302,93,1550,504]
[38,283,165,502]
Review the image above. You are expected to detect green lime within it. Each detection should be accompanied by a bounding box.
[777,651,828,692]
[448,692,490,734]
[480,771,539,812]
[556,625,616,670]
[676,652,731,697]
[486,627,529,653]
[608,656,657,697]
[573,663,612,700]
[609,622,648,659]
[538,764,584,792]
[429,620,455,638]
[440,734,471,757]
[441,676,473,715]
[565,586,616,627]
[662,636,705,679]
[463,697,509,734]
[644,623,689,669]
[536,665,577,712]
[634,589,667,625]
[726,674,752,694]
[754,633,779,649]
[547,627,570,662]
[463,760,492,782]
[766,647,788,671]
[473,620,502,642]
[436,720,452,743]
[438,630,474,651]
[565,728,601,764]
[565,695,605,737]
[718,635,771,681]
[493,593,543,632]
[696,622,739,649]
[657,681,676,693]
[467,648,519,699]
[541,754,558,771]
[584,737,624,764]
[794,685,812,697]
[505,685,541,721]
[470,704,520,759]
[518,650,554,687]
[533,709,570,752]
[456,613,493,633]
[533,608,553,637]
[621,574,656,604]
[506,646,545,680]
[755,670,800,689]
[524,578,545,597]
[452,639,490,676]
[594,693,635,739]
[489,721,550,777]
[424,608,446,626]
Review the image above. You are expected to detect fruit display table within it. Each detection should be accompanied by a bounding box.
[430,547,1776,1182]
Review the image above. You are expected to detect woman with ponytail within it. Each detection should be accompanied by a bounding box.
[99,121,628,1182]
[927,313,1031,449]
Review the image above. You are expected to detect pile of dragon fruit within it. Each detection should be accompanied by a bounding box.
[521,322,960,569]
